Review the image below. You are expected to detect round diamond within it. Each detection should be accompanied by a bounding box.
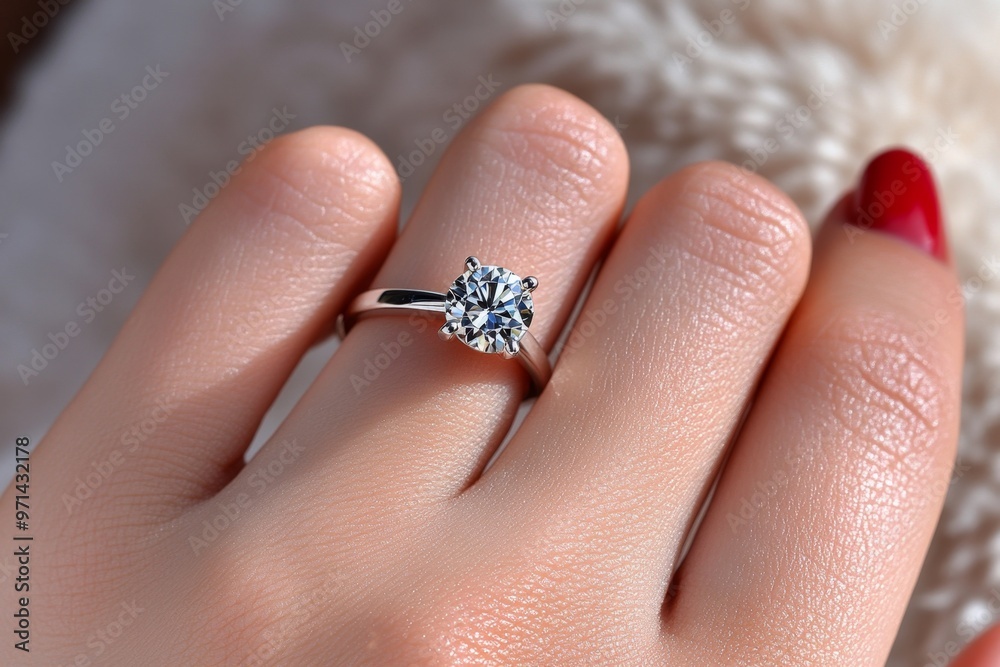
[445,265,534,354]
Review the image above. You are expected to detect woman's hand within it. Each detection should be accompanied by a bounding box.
[4,85,971,666]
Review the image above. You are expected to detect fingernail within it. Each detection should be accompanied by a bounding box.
[848,148,948,262]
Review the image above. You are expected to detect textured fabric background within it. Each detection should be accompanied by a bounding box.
[1,1,998,663]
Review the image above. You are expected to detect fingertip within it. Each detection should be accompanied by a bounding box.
[223,125,401,245]
[639,160,814,297]
[472,83,631,220]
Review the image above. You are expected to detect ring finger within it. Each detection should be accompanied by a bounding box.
[243,84,629,510]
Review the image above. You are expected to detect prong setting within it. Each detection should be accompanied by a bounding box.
[521,276,539,292]
[445,259,535,355]
[439,321,460,341]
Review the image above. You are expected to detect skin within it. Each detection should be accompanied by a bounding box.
[2,84,981,665]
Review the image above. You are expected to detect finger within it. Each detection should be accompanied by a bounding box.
[245,84,628,506]
[469,162,811,605]
[34,127,399,518]
[671,150,963,665]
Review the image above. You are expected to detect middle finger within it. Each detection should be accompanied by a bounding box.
[475,163,812,602]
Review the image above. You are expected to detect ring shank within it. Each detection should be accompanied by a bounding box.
[344,288,551,392]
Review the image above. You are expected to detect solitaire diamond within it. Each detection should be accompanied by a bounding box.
[444,258,535,355]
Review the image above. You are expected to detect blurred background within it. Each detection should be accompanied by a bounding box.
[1,1,998,663]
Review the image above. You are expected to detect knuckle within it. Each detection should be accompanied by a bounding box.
[476,84,627,217]
[659,162,811,316]
[807,309,953,473]
[264,126,399,204]
[635,162,810,340]
[236,126,399,247]
[183,521,330,664]
[366,556,633,665]
[382,583,557,665]
[363,604,508,667]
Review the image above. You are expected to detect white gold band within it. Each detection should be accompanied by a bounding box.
[344,288,551,392]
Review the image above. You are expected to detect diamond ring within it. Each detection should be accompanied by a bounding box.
[344,256,551,392]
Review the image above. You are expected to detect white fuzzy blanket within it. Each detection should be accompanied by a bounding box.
[2,0,999,663]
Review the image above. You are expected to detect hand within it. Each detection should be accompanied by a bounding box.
[5,85,971,666]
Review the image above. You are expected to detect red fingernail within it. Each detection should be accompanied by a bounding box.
[848,148,948,262]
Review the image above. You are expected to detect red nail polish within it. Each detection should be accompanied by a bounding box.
[848,148,948,262]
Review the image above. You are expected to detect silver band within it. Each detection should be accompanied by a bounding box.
[344,288,551,392]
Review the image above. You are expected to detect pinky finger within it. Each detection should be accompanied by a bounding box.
[667,149,964,664]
